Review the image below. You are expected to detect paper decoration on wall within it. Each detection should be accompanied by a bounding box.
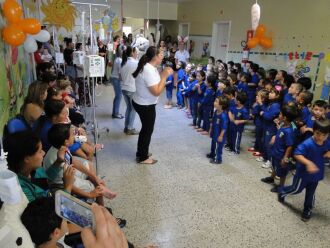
[288,51,313,61]
[41,0,77,31]
[251,1,260,31]
[315,66,330,100]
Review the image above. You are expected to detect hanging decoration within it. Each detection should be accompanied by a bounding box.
[247,24,273,49]
[251,1,260,31]
[41,0,77,31]
[1,0,42,48]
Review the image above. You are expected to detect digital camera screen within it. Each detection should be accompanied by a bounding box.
[60,196,93,228]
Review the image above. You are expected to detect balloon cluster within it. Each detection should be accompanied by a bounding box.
[247,25,273,49]
[2,0,50,53]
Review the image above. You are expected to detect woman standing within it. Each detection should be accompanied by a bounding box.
[110,46,124,119]
[120,46,139,134]
[132,46,173,164]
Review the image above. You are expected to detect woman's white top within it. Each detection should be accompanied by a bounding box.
[133,63,160,105]
[120,57,138,92]
[111,57,122,79]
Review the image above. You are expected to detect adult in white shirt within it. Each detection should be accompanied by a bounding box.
[120,46,139,135]
[174,42,190,64]
[132,46,173,164]
[110,47,124,119]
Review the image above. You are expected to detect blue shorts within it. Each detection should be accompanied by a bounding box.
[166,87,173,100]
[69,142,82,153]
[272,156,289,177]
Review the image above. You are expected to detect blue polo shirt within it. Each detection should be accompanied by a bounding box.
[283,93,296,105]
[262,102,280,134]
[229,106,249,133]
[211,111,229,142]
[294,137,330,182]
[301,106,310,125]
[201,88,215,107]
[272,125,296,159]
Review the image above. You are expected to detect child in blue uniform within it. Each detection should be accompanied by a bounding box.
[278,119,330,221]
[182,63,193,112]
[257,88,281,168]
[249,89,269,156]
[183,72,198,120]
[191,70,206,129]
[200,74,217,135]
[216,79,230,97]
[228,92,249,154]
[207,96,230,164]
[164,74,174,109]
[176,61,186,109]
[300,100,327,140]
[236,72,250,96]
[296,90,313,126]
[283,82,302,105]
[223,86,236,150]
[247,63,259,110]
[261,104,299,192]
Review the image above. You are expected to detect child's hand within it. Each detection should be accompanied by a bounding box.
[78,127,87,136]
[63,165,75,193]
[89,187,103,198]
[324,151,330,159]
[306,161,319,174]
[234,120,240,125]
[217,136,223,143]
[280,158,288,168]
[269,136,276,145]
[57,146,67,164]
[196,84,200,88]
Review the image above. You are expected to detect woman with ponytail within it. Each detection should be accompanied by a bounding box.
[120,46,139,135]
[132,46,173,164]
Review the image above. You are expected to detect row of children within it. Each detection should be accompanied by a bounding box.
[165,58,330,221]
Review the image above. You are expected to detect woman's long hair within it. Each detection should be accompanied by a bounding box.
[132,46,159,78]
[121,46,137,67]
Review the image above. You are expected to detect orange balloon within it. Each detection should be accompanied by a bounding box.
[3,24,26,46]
[255,25,266,38]
[247,37,259,49]
[260,37,273,49]
[18,18,41,34]
[2,0,23,24]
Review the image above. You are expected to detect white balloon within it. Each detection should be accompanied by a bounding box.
[24,36,38,53]
[251,3,261,31]
[32,30,51,42]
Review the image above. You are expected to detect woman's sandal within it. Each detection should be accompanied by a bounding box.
[138,158,158,165]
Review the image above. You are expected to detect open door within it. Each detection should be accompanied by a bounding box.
[211,21,231,61]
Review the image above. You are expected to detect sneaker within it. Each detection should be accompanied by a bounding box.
[210,159,222,164]
[126,129,139,135]
[261,160,272,168]
[229,151,239,155]
[261,176,274,184]
[301,212,312,222]
[278,192,285,203]
[256,157,265,162]
[123,127,128,134]
[164,105,172,109]
[274,176,280,180]
[206,153,214,158]
[270,185,279,193]
[225,146,231,151]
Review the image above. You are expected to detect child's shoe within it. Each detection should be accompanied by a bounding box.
[261,160,271,168]
[248,147,255,152]
[256,157,265,162]
[225,146,231,151]
[260,176,274,184]
[301,212,312,222]
[210,159,222,164]
[206,153,214,158]
[278,192,285,203]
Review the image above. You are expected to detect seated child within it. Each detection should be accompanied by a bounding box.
[6,131,74,202]
[300,100,327,140]
[278,119,330,221]
[207,96,229,164]
[228,92,249,154]
[44,123,117,202]
[21,197,69,248]
[261,104,299,192]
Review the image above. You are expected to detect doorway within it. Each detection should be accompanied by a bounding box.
[211,21,231,61]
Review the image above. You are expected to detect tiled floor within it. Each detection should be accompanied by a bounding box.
[90,84,330,248]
